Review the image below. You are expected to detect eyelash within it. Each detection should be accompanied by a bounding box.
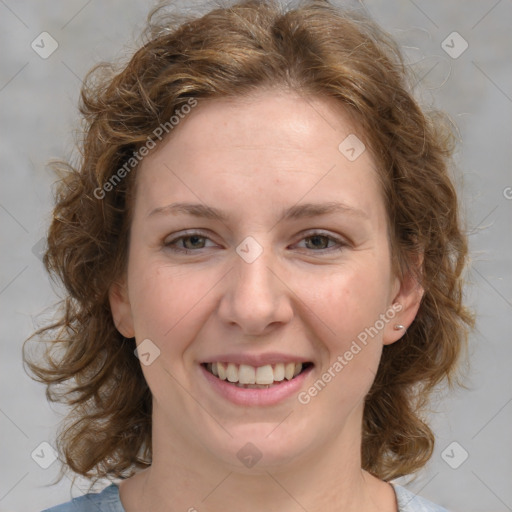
[163,230,348,255]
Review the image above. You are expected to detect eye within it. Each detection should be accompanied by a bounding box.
[294,231,347,253]
[163,230,347,255]
[164,231,217,253]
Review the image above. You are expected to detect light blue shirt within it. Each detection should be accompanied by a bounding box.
[41,482,449,511]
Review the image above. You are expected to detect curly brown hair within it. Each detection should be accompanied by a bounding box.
[24,0,474,483]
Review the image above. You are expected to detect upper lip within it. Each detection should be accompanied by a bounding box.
[200,352,313,367]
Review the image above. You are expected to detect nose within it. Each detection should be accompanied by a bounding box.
[217,245,294,336]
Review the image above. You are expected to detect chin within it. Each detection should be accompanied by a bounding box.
[206,424,310,472]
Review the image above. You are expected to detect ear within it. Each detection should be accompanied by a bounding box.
[382,255,424,346]
[108,276,135,339]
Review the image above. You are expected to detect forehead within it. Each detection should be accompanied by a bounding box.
[134,89,386,228]
[153,89,368,163]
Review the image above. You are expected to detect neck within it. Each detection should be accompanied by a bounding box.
[120,404,395,512]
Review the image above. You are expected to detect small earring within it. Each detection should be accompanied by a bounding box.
[394,324,405,330]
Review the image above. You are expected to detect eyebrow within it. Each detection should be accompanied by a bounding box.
[148,201,369,222]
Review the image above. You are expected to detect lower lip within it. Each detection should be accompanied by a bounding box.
[199,364,314,406]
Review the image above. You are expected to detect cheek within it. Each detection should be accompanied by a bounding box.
[308,260,391,396]
[318,261,390,339]
[127,249,224,360]
[129,263,198,336]
[127,261,213,393]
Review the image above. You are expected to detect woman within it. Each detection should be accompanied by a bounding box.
[26,1,474,511]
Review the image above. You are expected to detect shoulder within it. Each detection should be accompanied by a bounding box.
[392,483,450,512]
[40,484,124,512]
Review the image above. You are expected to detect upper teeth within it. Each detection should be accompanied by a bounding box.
[207,362,303,384]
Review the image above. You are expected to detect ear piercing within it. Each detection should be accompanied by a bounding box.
[394,324,405,330]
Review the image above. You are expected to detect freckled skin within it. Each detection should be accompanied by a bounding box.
[110,89,422,512]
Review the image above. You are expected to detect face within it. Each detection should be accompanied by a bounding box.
[110,88,422,473]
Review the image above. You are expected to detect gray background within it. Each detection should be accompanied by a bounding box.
[1,1,511,511]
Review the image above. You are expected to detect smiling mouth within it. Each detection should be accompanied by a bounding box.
[201,362,314,389]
